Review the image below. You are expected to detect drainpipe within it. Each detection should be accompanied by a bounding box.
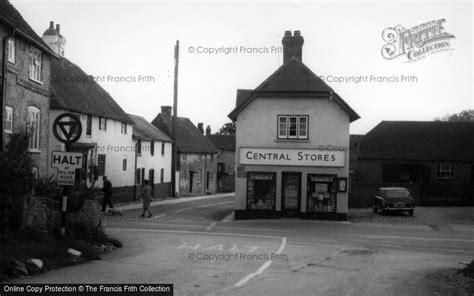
[1,28,14,151]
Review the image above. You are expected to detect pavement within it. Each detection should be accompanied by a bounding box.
[13,194,474,296]
[114,193,235,211]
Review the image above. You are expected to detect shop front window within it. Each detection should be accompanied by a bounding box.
[247,172,276,210]
[307,175,337,213]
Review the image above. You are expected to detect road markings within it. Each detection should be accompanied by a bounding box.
[234,237,287,288]
[197,201,234,208]
[174,207,193,213]
[206,222,217,231]
[150,214,167,220]
[365,235,474,243]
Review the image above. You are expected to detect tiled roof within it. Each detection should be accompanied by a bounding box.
[358,121,474,162]
[207,134,235,151]
[228,57,359,122]
[128,114,172,142]
[0,0,56,56]
[152,113,218,154]
[50,57,133,124]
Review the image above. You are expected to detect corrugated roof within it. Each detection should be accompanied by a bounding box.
[0,0,56,56]
[228,57,359,122]
[128,114,172,142]
[207,135,235,151]
[359,121,474,162]
[50,57,133,124]
[152,113,218,154]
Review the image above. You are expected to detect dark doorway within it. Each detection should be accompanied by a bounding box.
[282,172,301,217]
[189,171,194,193]
[149,169,155,196]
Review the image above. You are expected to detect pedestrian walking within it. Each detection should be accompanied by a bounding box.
[101,176,114,212]
[140,180,153,218]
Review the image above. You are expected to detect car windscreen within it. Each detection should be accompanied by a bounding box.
[386,189,410,198]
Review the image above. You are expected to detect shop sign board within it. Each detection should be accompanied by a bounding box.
[240,148,344,167]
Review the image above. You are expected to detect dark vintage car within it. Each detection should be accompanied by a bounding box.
[373,187,415,216]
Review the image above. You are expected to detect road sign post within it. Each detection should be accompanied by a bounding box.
[51,113,82,236]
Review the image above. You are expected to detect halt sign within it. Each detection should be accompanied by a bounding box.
[51,151,83,186]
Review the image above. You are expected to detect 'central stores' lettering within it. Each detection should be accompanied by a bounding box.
[245,151,336,162]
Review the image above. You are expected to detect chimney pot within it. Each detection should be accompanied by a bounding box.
[56,24,60,34]
[284,30,292,37]
[161,106,172,116]
[49,21,54,29]
[197,123,204,134]
[294,30,301,36]
[205,125,211,136]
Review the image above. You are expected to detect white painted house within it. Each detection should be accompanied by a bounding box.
[128,114,173,199]
[44,22,136,201]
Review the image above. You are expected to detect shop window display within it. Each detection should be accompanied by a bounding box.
[307,175,337,213]
[247,172,276,210]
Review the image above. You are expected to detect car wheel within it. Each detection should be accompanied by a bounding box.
[408,210,414,216]
[373,205,378,213]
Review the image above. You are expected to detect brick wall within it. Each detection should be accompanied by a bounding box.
[1,27,52,177]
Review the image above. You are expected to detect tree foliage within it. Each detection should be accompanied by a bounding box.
[435,109,474,122]
[217,121,236,135]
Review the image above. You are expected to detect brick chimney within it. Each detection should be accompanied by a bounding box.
[205,125,211,136]
[282,30,304,64]
[197,123,204,134]
[161,106,172,116]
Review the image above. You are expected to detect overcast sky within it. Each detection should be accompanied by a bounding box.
[11,0,473,134]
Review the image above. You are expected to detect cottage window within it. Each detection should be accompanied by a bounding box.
[27,106,40,151]
[7,38,15,63]
[122,156,127,171]
[29,48,42,82]
[435,164,455,179]
[137,139,142,156]
[161,142,165,156]
[4,106,13,133]
[86,115,92,136]
[99,117,107,131]
[121,122,127,134]
[160,168,164,183]
[277,115,309,140]
[150,141,155,156]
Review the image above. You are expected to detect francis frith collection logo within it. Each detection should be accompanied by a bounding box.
[381,19,455,62]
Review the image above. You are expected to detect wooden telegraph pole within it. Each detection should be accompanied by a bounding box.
[171,40,179,197]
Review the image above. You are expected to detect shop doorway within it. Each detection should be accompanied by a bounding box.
[282,172,301,217]
[189,171,194,192]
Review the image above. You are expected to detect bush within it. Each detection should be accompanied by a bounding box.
[66,185,101,213]
[0,132,34,232]
[34,175,61,199]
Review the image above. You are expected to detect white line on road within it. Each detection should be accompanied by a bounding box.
[174,207,193,213]
[197,201,234,208]
[365,235,474,242]
[150,214,167,220]
[206,222,217,231]
[234,237,287,288]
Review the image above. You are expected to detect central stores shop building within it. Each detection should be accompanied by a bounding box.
[229,31,360,220]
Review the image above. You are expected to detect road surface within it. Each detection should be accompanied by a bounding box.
[15,194,474,295]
